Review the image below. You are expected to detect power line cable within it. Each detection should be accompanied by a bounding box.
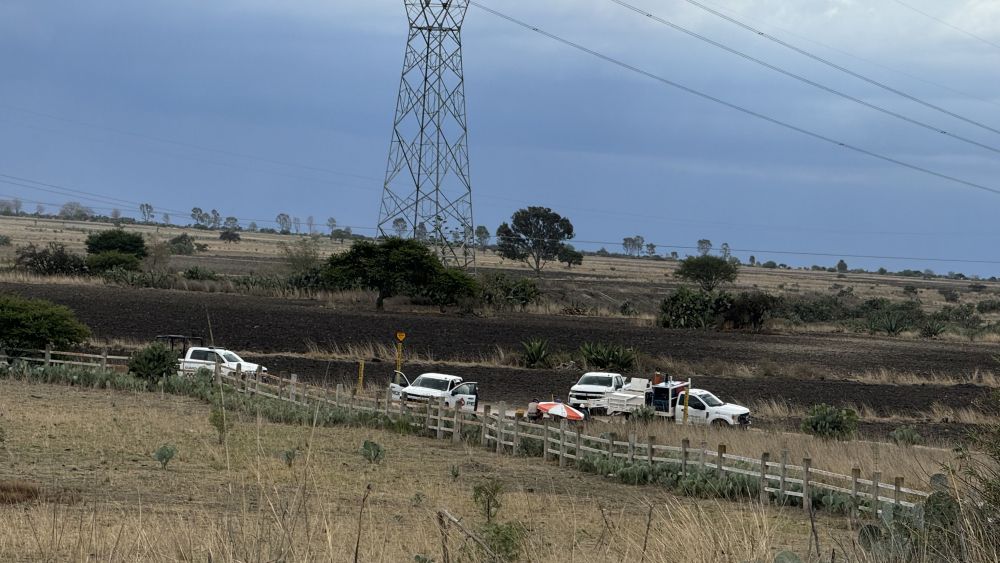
[607,0,1000,155]
[677,0,1000,136]
[470,1,1000,198]
[887,0,1000,52]
[682,0,1000,109]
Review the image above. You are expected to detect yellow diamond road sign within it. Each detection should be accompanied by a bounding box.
[396,331,406,342]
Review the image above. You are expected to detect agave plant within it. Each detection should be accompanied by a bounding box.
[579,342,637,372]
[520,339,551,369]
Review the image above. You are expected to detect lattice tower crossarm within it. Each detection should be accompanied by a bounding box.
[378,0,475,267]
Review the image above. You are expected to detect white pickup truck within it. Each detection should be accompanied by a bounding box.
[177,347,267,376]
[602,378,751,427]
[568,372,627,413]
[389,372,480,413]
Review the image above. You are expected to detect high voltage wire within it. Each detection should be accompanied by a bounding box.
[606,0,1000,155]
[682,0,1000,110]
[470,2,1000,198]
[676,0,1000,136]
[887,0,1000,52]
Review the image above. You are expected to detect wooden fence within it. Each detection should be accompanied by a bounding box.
[209,364,932,514]
[2,346,129,372]
[4,348,932,513]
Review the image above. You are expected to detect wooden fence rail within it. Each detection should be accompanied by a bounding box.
[7,348,932,513]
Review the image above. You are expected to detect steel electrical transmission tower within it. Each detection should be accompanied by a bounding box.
[378,0,474,267]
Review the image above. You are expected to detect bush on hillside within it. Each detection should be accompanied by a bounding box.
[0,294,91,349]
[85,250,141,273]
[128,343,178,381]
[658,287,731,329]
[724,291,780,332]
[478,273,540,311]
[800,404,859,440]
[15,243,87,276]
[85,229,147,258]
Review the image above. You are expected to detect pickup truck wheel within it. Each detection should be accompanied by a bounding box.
[711,419,729,428]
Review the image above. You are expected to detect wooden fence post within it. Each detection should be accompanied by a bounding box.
[384,387,392,416]
[453,408,463,444]
[699,440,707,468]
[235,364,243,392]
[101,348,108,370]
[335,384,343,408]
[872,471,882,516]
[717,444,727,474]
[214,359,222,386]
[894,477,903,508]
[681,438,689,476]
[559,419,568,467]
[779,449,789,502]
[542,419,551,461]
[627,434,636,464]
[253,366,261,395]
[289,374,298,402]
[575,428,583,466]
[606,432,617,461]
[481,405,491,448]
[437,399,446,440]
[648,435,656,465]
[44,344,52,367]
[851,467,861,519]
[512,414,521,453]
[425,402,433,433]
[495,404,505,455]
[802,458,812,514]
[760,452,771,505]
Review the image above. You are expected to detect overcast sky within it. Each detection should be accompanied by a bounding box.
[0,0,998,274]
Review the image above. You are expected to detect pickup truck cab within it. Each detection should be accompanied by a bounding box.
[676,389,751,426]
[389,372,479,413]
[177,347,267,376]
[568,372,625,413]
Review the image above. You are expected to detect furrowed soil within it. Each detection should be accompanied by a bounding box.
[4,282,997,429]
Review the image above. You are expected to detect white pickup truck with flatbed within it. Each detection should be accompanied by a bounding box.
[176,347,267,376]
[597,378,751,427]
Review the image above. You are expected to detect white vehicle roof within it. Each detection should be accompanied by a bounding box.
[414,373,463,382]
[581,371,621,378]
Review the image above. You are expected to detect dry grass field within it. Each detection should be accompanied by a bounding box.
[0,380,861,562]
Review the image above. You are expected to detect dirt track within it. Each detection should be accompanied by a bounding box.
[3,282,996,420]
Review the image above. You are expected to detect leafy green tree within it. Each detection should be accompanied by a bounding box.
[168,233,197,255]
[219,230,241,243]
[836,259,848,273]
[696,239,712,256]
[85,229,147,258]
[275,213,292,233]
[557,244,583,268]
[59,201,94,220]
[324,238,443,310]
[391,217,408,237]
[495,207,574,276]
[128,342,177,381]
[646,243,657,257]
[675,254,739,292]
[474,225,491,250]
[139,203,154,222]
[425,268,479,312]
[223,216,240,230]
[0,294,91,349]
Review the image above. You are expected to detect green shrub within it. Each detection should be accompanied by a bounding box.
[0,235,11,247]
[424,267,479,311]
[938,288,960,303]
[85,229,147,258]
[724,291,780,331]
[674,254,739,292]
[578,342,637,372]
[478,273,540,311]
[478,521,528,563]
[889,425,923,447]
[520,339,551,368]
[209,406,227,444]
[183,266,219,281]
[360,440,385,464]
[919,319,947,338]
[0,294,90,349]
[619,300,638,316]
[472,478,504,523]
[127,343,178,381]
[168,233,198,255]
[977,299,1000,314]
[282,448,297,468]
[101,268,174,289]
[873,310,909,336]
[800,404,858,440]
[15,243,87,276]
[85,250,141,273]
[154,444,177,469]
[516,437,544,457]
[658,287,731,329]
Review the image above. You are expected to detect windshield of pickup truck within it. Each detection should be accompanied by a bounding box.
[411,376,452,391]
[701,393,724,407]
[577,375,612,386]
[222,352,242,363]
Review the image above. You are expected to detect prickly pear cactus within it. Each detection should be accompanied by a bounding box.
[773,551,802,563]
